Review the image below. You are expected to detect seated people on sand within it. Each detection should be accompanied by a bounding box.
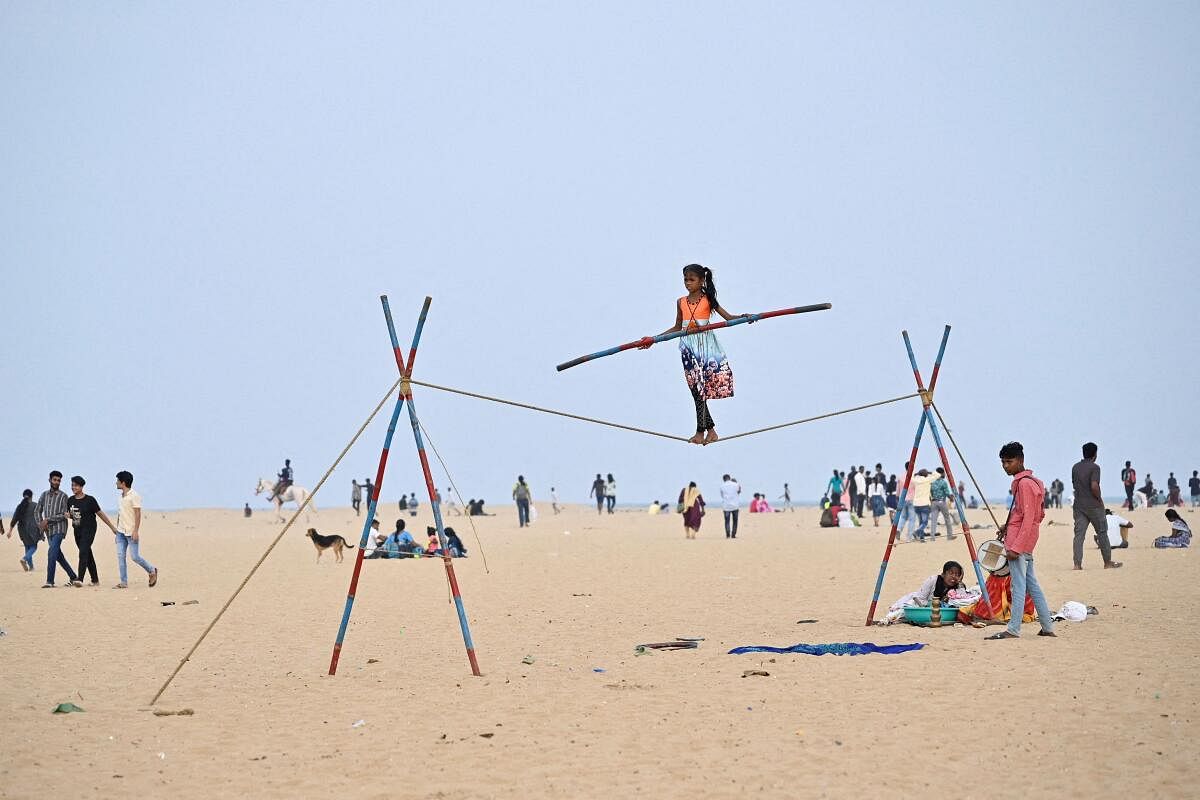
[957,544,1036,627]
[362,520,383,557]
[443,527,467,558]
[424,529,444,556]
[466,499,494,516]
[749,493,772,513]
[885,561,973,623]
[389,519,422,557]
[1154,510,1192,549]
[1101,509,1133,550]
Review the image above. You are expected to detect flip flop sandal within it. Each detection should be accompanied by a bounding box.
[985,631,1019,640]
[1037,631,1057,637]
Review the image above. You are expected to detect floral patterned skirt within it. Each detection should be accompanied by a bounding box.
[680,331,733,401]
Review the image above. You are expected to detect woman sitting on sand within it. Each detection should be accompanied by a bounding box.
[679,482,705,539]
[1154,509,1191,548]
[884,561,968,623]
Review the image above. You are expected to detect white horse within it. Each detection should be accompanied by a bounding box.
[255,478,317,523]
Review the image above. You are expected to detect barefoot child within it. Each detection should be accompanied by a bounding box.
[640,264,748,444]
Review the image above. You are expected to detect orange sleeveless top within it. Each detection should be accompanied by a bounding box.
[679,295,711,330]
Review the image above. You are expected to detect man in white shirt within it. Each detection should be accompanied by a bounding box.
[852,467,869,516]
[719,474,742,539]
[1102,509,1133,550]
[114,470,157,589]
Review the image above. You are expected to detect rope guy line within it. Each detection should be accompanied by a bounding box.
[930,402,1003,531]
[150,375,404,706]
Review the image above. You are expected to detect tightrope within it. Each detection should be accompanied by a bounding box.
[410,378,919,444]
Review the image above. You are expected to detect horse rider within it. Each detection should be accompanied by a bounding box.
[271,459,293,502]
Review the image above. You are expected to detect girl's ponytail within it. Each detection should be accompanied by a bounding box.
[703,267,718,306]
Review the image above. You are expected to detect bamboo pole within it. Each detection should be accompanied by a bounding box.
[554,303,831,372]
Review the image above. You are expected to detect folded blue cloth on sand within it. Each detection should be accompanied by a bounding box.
[727,642,924,656]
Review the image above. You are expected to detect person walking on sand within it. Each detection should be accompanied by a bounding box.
[986,441,1056,640]
[779,483,792,512]
[589,474,606,515]
[1190,470,1200,508]
[1071,443,1122,571]
[929,468,956,540]
[408,492,419,517]
[513,475,532,528]
[605,474,617,514]
[679,481,705,539]
[550,487,561,515]
[10,489,41,572]
[37,471,80,588]
[351,480,363,516]
[67,476,117,586]
[720,474,742,538]
[113,470,158,589]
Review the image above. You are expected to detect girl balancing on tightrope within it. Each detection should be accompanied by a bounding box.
[638,264,750,445]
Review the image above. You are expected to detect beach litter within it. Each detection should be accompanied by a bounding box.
[182,600,199,605]
[635,638,701,652]
[152,708,194,717]
[795,619,818,624]
[52,703,84,714]
[521,655,535,665]
[351,719,366,728]
[592,668,606,673]
[742,670,770,678]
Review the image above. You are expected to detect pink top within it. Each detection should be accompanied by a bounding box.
[1005,470,1046,554]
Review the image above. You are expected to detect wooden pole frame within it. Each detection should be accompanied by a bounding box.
[864,325,992,625]
[327,296,481,676]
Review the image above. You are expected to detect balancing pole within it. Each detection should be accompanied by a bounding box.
[384,296,482,676]
[555,303,831,372]
[328,364,409,675]
[901,329,992,609]
[864,326,950,625]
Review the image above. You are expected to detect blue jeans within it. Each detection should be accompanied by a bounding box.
[515,498,530,527]
[913,506,931,539]
[723,509,739,537]
[22,539,39,569]
[46,532,78,585]
[896,501,916,539]
[1007,553,1054,636]
[115,532,154,584]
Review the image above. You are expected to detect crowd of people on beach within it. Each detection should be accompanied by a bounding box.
[6,470,159,589]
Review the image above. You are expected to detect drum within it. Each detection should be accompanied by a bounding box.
[977,539,1010,576]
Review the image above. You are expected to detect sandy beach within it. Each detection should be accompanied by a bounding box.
[1,502,1194,799]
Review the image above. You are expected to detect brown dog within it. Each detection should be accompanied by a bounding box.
[306,529,355,563]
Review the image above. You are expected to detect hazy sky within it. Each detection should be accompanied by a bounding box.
[3,3,1197,511]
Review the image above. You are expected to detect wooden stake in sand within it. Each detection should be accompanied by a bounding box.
[149,374,404,706]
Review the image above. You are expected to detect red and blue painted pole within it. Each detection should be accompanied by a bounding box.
[329,354,408,675]
[384,296,482,677]
[902,327,992,610]
[865,325,964,625]
[555,303,832,372]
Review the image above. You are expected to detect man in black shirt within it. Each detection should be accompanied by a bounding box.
[66,476,117,586]
[1190,471,1200,508]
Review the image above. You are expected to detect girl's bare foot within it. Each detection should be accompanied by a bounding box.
[703,429,719,445]
[688,433,705,445]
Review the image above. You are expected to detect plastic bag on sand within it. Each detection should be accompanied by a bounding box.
[1054,601,1088,622]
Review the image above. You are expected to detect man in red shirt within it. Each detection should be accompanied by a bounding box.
[987,442,1056,640]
